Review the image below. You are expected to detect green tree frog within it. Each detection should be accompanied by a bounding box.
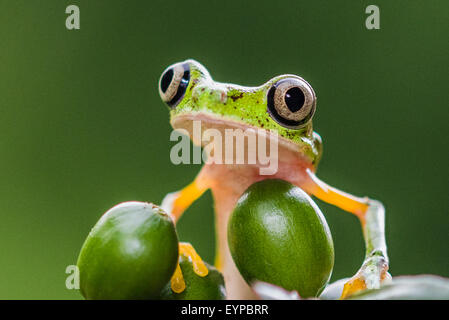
[158,59,389,299]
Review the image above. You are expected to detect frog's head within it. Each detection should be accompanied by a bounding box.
[158,59,322,168]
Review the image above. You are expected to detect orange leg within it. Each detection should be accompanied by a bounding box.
[303,169,390,299]
[161,173,210,222]
[161,173,211,293]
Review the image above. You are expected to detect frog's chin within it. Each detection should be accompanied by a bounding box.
[170,112,316,170]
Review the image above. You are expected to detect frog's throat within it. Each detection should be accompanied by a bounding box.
[170,112,317,168]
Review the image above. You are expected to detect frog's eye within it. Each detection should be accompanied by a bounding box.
[267,78,316,129]
[159,62,190,108]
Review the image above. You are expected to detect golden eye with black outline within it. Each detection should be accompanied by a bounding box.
[159,62,190,108]
[267,77,316,129]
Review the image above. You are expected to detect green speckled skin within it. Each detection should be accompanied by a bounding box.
[168,60,322,166]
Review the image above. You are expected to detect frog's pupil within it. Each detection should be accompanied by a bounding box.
[160,68,174,93]
[285,87,305,112]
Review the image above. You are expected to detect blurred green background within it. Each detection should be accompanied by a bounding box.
[0,0,448,299]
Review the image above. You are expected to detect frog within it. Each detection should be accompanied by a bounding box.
[157,59,390,299]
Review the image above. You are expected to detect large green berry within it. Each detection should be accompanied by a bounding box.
[228,179,334,298]
[77,201,179,299]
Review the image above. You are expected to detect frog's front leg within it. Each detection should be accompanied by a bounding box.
[160,171,211,293]
[303,169,390,299]
[161,172,210,222]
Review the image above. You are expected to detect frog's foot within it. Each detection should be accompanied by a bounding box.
[170,262,186,293]
[170,242,209,293]
[340,251,391,299]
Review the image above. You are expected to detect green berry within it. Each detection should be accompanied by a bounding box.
[228,179,334,298]
[77,201,179,299]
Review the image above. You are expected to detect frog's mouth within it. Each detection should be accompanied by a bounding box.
[170,112,316,169]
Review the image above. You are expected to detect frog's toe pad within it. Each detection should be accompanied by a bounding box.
[169,242,208,294]
[170,263,186,293]
[179,242,209,277]
[340,276,368,299]
[340,271,391,299]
